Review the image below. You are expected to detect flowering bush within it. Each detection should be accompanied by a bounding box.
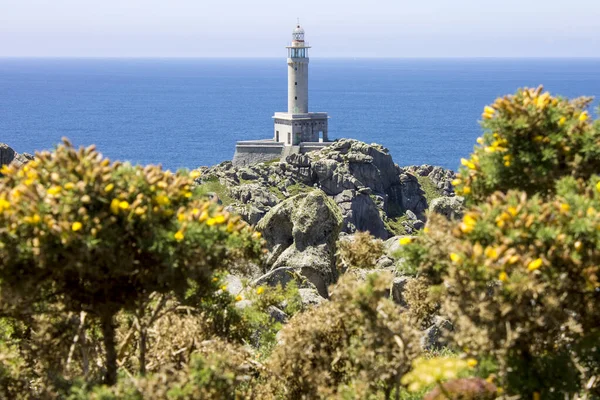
[0,140,263,385]
[453,86,600,203]
[403,177,600,397]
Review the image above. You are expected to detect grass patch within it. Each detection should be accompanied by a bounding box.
[268,185,286,201]
[263,157,282,166]
[287,183,312,197]
[416,175,442,204]
[384,215,409,236]
[195,177,235,206]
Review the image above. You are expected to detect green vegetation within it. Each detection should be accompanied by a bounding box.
[416,175,442,204]
[286,182,312,197]
[1,86,600,398]
[400,87,600,398]
[195,176,235,205]
[384,214,409,236]
[337,231,384,270]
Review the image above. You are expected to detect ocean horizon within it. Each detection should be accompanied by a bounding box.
[2,57,600,171]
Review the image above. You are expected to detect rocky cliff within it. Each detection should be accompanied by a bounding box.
[198,139,457,239]
[0,143,33,169]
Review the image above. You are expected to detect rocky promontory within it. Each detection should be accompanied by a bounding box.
[198,139,458,239]
[0,143,34,169]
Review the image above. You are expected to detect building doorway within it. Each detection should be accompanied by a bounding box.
[318,131,323,143]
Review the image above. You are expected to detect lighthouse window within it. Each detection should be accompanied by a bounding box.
[295,96,297,100]
[295,82,297,85]
[294,67,297,71]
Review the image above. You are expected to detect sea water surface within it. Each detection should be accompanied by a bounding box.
[1,58,599,171]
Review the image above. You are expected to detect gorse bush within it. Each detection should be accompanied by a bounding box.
[336,231,384,270]
[453,86,600,202]
[401,88,600,398]
[268,272,420,399]
[0,140,262,386]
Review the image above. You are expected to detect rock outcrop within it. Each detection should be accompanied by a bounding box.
[256,190,343,297]
[429,196,465,220]
[0,143,33,169]
[200,139,455,240]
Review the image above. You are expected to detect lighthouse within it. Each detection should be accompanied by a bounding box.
[273,22,329,146]
[233,21,331,167]
[287,24,309,114]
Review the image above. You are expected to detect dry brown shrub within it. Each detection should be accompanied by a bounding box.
[337,231,385,270]
[267,272,420,399]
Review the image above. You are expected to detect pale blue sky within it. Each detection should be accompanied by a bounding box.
[1,0,599,57]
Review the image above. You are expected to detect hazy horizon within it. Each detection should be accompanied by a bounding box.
[2,0,599,58]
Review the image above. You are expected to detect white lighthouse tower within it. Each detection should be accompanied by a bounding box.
[273,21,329,146]
[232,21,331,167]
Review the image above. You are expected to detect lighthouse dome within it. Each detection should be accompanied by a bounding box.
[292,23,305,42]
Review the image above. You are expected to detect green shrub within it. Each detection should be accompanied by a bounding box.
[267,272,420,399]
[0,140,262,385]
[403,178,600,397]
[453,86,600,203]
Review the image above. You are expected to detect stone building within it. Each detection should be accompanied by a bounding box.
[233,22,332,167]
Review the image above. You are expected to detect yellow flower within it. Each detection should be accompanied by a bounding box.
[64,182,75,190]
[558,116,567,126]
[72,221,83,232]
[174,230,185,241]
[536,93,549,109]
[527,258,543,271]
[462,186,472,195]
[220,285,227,291]
[482,106,495,119]
[460,158,477,170]
[178,213,186,222]
[256,286,265,295]
[104,183,114,193]
[467,358,478,368]
[235,295,243,302]
[0,165,12,175]
[451,179,461,186]
[484,246,498,260]
[134,207,145,215]
[499,271,508,282]
[596,181,600,193]
[503,154,512,167]
[183,192,192,198]
[560,203,570,213]
[155,194,170,206]
[450,253,463,264]
[119,201,129,210]
[476,137,484,145]
[190,170,201,179]
[47,186,62,196]
[507,206,518,217]
[460,213,477,234]
[399,237,413,246]
[508,255,520,265]
[0,197,10,212]
[587,207,596,217]
[207,214,227,226]
[579,112,588,122]
[110,198,120,215]
[212,277,219,282]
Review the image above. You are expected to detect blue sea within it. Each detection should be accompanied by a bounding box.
[1,58,599,171]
